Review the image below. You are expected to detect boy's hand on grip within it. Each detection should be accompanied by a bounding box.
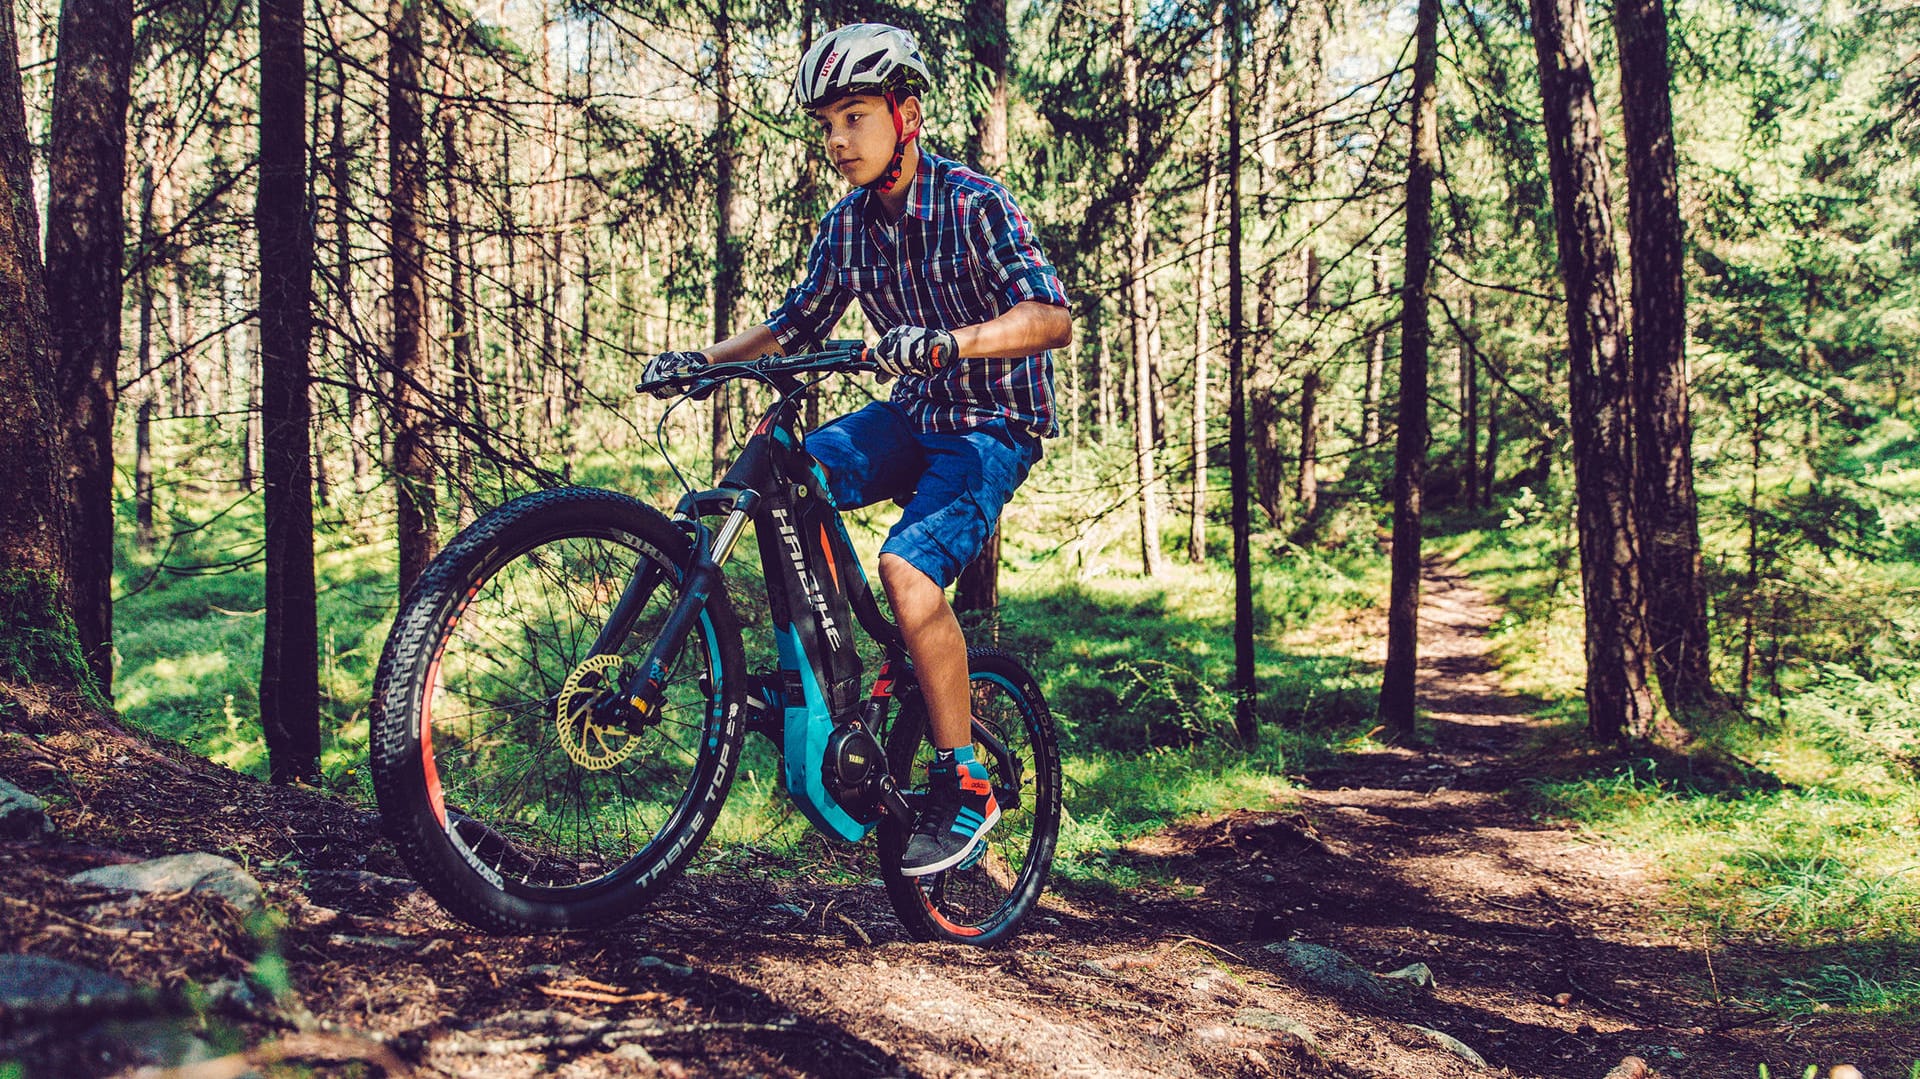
[641,350,706,398]
[873,326,958,379]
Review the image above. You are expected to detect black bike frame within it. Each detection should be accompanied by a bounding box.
[621,353,912,840]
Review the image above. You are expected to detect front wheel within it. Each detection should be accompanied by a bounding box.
[370,486,746,933]
[880,648,1062,946]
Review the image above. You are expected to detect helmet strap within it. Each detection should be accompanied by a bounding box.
[867,90,920,195]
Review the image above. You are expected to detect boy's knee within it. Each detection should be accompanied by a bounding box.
[879,553,944,606]
[878,551,924,590]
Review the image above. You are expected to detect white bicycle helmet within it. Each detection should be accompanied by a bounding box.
[793,23,932,110]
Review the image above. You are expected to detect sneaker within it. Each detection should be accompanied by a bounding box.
[900,758,1000,878]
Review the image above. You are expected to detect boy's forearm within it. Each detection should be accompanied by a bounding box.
[701,325,784,365]
[953,301,1072,359]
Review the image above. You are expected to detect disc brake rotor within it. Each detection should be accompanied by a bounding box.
[556,653,640,771]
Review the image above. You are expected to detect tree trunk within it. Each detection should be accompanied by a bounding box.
[968,0,1009,175]
[1189,8,1225,564]
[1530,0,1671,746]
[1378,0,1439,741]
[1297,246,1319,524]
[389,0,435,593]
[445,107,477,526]
[1363,249,1386,446]
[258,0,321,783]
[0,0,85,692]
[329,63,370,488]
[1249,266,1286,526]
[44,0,132,697]
[168,245,194,419]
[955,0,1015,613]
[1226,0,1255,743]
[1094,304,1113,438]
[1460,297,1479,508]
[133,167,156,549]
[1615,0,1716,714]
[1123,0,1162,578]
[1296,369,1319,522]
[711,3,739,476]
[1483,378,1502,497]
[1250,385,1287,525]
[1739,389,1761,706]
[241,303,259,493]
[133,394,154,548]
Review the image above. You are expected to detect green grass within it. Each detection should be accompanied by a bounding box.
[1526,763,1920,944]
[115,494,393,783]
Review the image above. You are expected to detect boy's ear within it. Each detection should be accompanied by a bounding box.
[899,95,923,137]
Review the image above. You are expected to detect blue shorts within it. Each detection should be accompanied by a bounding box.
[805,403,1043,589]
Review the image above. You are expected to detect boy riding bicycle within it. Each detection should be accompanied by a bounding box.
[645,23,1070,877]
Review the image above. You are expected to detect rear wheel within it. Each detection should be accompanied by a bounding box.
[370,486,745,933]
[879,648,1061,946]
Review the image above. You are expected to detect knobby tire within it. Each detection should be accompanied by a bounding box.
[370,486,745,933]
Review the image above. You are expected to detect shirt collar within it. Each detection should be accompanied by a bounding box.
[861,146,941,226]
[902,147,940,221]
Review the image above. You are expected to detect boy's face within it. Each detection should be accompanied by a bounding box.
[811,93,919,188]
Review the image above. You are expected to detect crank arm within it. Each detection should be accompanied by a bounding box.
[971,718,1023,811]
[877,774,916,823]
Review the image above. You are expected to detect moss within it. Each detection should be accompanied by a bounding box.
[0,569,103,706]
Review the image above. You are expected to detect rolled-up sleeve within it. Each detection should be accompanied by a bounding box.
[968,185,1068,312]
[765,227,853,352]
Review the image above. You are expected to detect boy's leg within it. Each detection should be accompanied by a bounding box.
[879,421,1041,876]
[878,554,971,751]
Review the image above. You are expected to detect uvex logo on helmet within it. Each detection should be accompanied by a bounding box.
[811,48,842,97]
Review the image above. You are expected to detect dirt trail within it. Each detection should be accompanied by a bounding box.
[1,562,1910,1078]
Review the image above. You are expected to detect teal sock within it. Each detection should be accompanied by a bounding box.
[932,746,976,782]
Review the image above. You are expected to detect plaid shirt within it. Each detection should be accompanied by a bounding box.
[765,147,1069,438]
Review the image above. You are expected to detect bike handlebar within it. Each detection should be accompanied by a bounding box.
[635,341,877,400]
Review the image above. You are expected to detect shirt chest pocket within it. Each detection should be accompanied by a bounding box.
[835,265,892,295]
[922,256,976,287]
[919,256,986,322]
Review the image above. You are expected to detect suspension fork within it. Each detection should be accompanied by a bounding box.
[611,493,759,727]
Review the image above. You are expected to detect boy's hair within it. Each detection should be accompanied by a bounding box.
[793,23,932,111]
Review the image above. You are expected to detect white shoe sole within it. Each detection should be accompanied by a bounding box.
[899,806,1001,878]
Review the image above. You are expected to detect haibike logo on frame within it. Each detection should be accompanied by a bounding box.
[771,507,846,651]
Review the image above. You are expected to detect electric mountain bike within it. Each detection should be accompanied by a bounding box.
[368,342,1062,945]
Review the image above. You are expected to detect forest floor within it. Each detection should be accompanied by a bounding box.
[1,561,1911,1079]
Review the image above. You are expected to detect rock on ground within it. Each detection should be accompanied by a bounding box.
[68,852,265,912]
[0,777,50,838]
[0,954,139,1015]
